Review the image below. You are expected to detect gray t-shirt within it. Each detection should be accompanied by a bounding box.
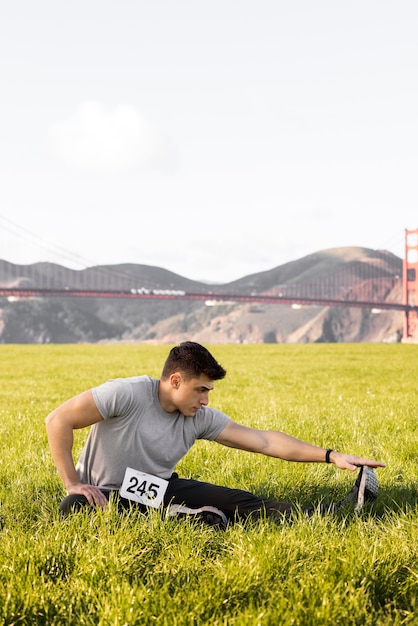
[75,376,230,489]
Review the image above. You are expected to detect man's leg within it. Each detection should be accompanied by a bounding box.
[165,476,304,522]
[59,490,147,516]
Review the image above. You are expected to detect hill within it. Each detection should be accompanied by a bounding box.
[0,247,404,344]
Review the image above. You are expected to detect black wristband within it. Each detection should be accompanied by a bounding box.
[325,449,333,463]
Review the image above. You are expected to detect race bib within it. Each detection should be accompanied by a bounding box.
[120,467,168,508]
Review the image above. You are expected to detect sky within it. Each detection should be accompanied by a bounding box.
[1,0,417,283]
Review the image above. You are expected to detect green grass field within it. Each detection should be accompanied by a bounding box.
[0,343,417,625]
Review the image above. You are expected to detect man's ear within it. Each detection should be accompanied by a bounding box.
[170,373,181,389]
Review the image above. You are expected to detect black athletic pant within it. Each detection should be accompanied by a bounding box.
[59,474,309,520]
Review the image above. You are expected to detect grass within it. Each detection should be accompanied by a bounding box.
[0,343,417,625]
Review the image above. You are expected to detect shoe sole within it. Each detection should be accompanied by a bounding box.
[355,466,379,513]
[166,504,228,528]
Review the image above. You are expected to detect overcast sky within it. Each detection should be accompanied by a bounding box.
[1,1,417,283]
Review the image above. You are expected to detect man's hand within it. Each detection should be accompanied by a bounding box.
[66,482,109,507]
[329,452,386,471]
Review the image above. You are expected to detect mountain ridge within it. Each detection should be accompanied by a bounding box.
[0,246,404,344]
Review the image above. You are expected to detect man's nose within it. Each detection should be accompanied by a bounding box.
[200,392,209,406]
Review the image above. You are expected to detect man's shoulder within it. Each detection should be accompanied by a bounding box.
[198,406,228,419]
[92,376,158,418]
[97,375,156,388]
[93,375,157,402]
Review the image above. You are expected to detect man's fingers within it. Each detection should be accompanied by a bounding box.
[354,459,386,468]
[72,484,108,507]
[88,488,108,507]
[333,454,385,471]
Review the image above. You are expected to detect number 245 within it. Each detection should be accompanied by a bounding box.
[126,476,160,499]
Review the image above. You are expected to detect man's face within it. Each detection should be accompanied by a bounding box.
[171,373,214,416]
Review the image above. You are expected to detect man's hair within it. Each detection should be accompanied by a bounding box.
[161,341,227,381]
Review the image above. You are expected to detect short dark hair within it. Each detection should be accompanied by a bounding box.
[161,341,226,381]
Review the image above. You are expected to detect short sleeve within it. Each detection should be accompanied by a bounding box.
[92,379,135,419]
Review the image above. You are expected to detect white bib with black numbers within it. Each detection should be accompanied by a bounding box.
[120,467,169,508]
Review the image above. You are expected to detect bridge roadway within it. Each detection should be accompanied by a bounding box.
[0,287,415,312]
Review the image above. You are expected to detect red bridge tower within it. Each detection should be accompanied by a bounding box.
[403,228,418,342]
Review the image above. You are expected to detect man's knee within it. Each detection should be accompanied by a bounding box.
[59,493,92,516]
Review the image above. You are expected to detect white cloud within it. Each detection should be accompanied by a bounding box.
[49,101,176,173]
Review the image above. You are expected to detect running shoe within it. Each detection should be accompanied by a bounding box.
[165,504,228,529]
[336,465,379,513]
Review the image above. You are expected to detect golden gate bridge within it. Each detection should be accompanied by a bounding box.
[1,216,417,341]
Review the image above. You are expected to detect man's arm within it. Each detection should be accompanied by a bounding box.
[45,390,108,506]
[215,421,385,470]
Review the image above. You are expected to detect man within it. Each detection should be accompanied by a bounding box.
[46,341,384,527]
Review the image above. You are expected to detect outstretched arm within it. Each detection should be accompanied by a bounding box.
[45,390,108,506]
[215,421,385,470]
